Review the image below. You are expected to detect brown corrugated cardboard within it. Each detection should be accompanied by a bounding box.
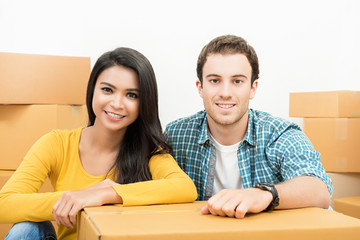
[0,170,55,239]
[289,91,360,118]
[0,105,88,170]
[78,201,360,240]
[328,173,360,208]
[335,196,360,219]
[304,118,360,172]
[0,52,90,104]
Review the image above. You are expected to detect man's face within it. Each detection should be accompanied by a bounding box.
[196,53,258,128]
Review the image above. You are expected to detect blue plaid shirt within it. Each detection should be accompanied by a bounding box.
[164,109,333,201]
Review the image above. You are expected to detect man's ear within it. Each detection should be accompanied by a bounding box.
[196,80,203,98]
[250,80,258,100]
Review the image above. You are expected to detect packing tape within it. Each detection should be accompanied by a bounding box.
[335,157,348,171]
[335,119,348,141]
[350,111,360,117]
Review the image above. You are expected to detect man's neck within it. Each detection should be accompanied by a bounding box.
[207,113,249,146]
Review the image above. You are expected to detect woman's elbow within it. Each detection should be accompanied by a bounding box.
[182,179,198,202]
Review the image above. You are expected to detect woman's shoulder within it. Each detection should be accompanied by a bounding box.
[47,127,83,141]
[31,127,84,152]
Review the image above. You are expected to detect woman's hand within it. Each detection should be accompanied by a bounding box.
[52,179,122,229]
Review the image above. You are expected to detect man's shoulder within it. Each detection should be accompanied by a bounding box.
[165,110,206,131]
[251,109,299,130]
[250,109,302,143]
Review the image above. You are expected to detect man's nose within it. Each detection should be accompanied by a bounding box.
[218,82,232,99]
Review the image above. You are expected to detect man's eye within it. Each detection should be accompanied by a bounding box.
[210,79,219,83]
[101,87,112,93]
[127,92,138,99]
[234,79,243,84]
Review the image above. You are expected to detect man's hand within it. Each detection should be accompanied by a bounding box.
[201,188,273,219]
[52,179,121,229]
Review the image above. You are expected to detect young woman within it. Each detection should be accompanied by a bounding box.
[0,47,197,240]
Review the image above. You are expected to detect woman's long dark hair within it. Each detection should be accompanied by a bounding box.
[86,47,172,184]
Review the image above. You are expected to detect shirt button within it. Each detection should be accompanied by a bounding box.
[210,162,214,166]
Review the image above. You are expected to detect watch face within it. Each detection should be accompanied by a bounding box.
[256,183,272,191]
[255,182,279,209]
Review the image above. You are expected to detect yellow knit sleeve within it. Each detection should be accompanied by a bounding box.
[112,153,197,206]
[0,131,65,223]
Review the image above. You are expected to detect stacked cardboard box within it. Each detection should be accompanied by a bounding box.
[334,196,360,219]
[289,91,360,172]
[289,91,360,216]
[0,52,90,238]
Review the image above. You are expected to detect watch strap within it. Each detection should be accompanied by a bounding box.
[254,182,279,211]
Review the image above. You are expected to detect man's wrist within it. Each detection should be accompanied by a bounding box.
[254,182,279,211]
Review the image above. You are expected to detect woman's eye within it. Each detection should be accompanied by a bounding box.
[127,92,138,99]
[101,87,112,93]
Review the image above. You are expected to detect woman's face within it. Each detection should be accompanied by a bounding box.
[92,65,140,133]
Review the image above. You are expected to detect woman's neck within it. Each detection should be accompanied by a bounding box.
[82,124,125,154]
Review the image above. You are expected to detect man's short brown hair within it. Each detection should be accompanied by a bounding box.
[196,35,259,85]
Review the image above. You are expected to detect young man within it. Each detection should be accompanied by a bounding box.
[164,35,332,219]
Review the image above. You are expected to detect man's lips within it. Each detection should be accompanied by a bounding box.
[216,103,235,109]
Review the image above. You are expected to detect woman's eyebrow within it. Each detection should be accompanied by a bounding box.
[99,82,116,89]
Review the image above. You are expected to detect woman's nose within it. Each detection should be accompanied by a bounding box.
[110,94,123,109]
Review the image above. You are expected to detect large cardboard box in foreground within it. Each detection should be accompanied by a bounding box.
[335,196,360,219]
[78,201,360,240]
[289,91,360,118]
[304,118,360,172]
[0,105,88,170]
[0,170,54,239]
[0,52,90,104]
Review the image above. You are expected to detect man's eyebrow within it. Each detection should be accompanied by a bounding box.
[205,74,221,78]
[232,74,248,79]
[205,74,248,78]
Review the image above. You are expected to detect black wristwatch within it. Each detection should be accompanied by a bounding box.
[254,182,279,211]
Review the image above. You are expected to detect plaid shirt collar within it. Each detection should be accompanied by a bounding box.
[198,109,256,147]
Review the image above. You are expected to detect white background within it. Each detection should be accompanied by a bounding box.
[1,0,359,128]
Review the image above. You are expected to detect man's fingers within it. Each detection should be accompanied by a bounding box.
[207,190,235,217]
[201,205,210,215]
[221,200,239,218]
[235,202,249,219]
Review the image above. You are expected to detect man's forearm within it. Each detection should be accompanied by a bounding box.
[275,176,331,209]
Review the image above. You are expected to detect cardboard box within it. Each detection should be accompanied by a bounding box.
[0,105,88,170]
[304,118,360,172]
[335,196,360,219]
[289,91,360,118]
[0,52,90,104]
[328,173,360,208]
[78,201,360,240]
[0,170,54,239]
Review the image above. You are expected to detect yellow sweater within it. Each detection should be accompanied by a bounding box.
[0,128,197,240]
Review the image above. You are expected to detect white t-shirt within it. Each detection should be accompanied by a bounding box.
[209,133,243,195]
